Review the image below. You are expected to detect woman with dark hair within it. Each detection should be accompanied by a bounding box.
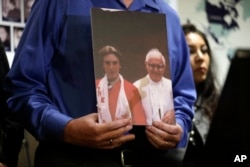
[0,39,23,167]
[182,24,220,167]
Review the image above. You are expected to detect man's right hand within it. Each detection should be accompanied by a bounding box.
[63,113,135,149]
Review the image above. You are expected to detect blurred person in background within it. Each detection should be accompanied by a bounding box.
[0,26,10,51]
[182,23,220,167]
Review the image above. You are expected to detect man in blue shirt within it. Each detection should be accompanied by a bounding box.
[4,0,196,166]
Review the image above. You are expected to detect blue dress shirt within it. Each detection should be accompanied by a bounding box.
[4,0,196,147]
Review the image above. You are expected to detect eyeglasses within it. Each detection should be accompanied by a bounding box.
[147,62,165,70]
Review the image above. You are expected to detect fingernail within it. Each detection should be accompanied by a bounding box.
[127,125,133,130]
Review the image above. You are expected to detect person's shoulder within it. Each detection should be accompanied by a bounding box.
[124,79,134,85]
[36,0,64,3]
[162,77,172,84]
[123,79,138,89]
[34,0,67,8]
[133,78,142,85]
[154,0,178,15]
[162,76,171,80]
[134,75,149,83]
[153,0,181,26]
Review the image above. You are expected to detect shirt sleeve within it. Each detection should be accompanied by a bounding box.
[4,0,71,140]
[164,5,196,147]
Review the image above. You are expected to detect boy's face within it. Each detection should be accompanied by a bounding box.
[103,53,121,82]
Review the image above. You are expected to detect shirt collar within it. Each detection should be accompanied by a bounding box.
[146,74,163,85]
[144,0,160,11]
[120,0,159,11]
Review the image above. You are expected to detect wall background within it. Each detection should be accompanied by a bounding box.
[168,0,250,89]
[1,0,250,167]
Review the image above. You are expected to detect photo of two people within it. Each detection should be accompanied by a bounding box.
[91,8,175,125]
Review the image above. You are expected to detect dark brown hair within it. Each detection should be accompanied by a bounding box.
[182,23,220,120]
[98,45,122,60]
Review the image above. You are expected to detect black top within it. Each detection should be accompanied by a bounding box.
[202,49,250,166]
[0,39,24,167]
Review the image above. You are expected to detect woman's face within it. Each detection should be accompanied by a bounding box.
[186,32,210,85]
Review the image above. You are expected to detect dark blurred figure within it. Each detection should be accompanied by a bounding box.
[0,39,24,167]
[24,0,35,22]
[0,26,11,51]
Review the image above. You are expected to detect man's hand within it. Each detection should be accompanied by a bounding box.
[161,110,176,125]
[63,113,135,149]
[145,121,183,150]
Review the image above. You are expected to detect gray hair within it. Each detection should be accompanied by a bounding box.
[145,48,166,65]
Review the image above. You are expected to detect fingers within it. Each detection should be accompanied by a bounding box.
[93,118,135,149]
[151,121,179,135]
[97,118,133,137]
[161,110,176,125]
[64,114,135,149]
[146,129,176,150]
[104,118,132,131]
[145,122,182,150]
[97,123,134,149]
[146,123,176,141]
[101,133,135,149]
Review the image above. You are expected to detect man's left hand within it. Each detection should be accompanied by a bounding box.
[145,121,183,150]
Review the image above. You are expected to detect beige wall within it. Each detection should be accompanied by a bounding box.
[177,0,250,90]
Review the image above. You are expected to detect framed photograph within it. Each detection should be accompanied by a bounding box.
[2,0,21,22]
[0,24,11,51]
[24,0,35,22]
[13,26,24,50]
[91,8,174,125]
